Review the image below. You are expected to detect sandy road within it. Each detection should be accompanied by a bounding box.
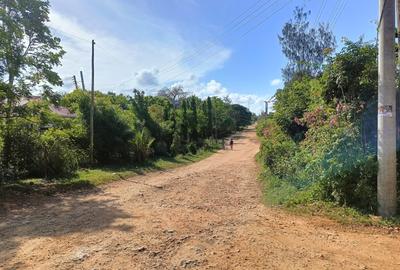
[1,127,399,270]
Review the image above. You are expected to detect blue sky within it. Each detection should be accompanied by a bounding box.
[49,0,378,113]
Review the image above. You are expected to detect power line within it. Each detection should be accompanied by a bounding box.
[154,0,274,74]
[106,0,283,89]
[327,0,344,26]
[314,0,328,26]
[161,0,286,82]
[154,0,280,79]
[331,0,348,29]
[165,0,293,83]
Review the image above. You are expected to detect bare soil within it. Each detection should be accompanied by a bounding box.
[1,127,399,270]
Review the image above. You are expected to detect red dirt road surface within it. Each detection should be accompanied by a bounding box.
[1,127,399,269]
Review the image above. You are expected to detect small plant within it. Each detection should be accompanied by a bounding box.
[130,129,155,163]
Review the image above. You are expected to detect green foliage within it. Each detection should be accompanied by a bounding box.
[258,35,384,215]
[37,129,81,179]
[170,131,185,155]
[323,39,378,105]
[0,1,246,185]
[231,104,252,128]
[278,7,335,81]
[130,129,155,163]
[257,118,297,179]
[1,120,39,180]
[273,77,314,141]
[0,0,65,171]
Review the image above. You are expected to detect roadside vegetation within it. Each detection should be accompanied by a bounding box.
[0,0,253,193]
[257,7,400,225]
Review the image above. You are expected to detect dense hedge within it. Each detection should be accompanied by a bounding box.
[257,40,390,213]
[1,90,253,181]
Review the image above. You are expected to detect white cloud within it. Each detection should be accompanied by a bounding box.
[171,78,266,113]
[135,69,159,87]
[48,9,231,93]
[270,78,282,86]
[47,6,266,113]
[201,80,229,96]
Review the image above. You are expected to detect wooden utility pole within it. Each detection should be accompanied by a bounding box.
[73,75,78,89]
[90,40,95,165]
[80,70,86,91]
[378,0,397,217]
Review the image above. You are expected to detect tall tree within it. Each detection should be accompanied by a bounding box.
[157,85,188,107]
[180,99,188,142]
[278,7,335,81]
[0,0,65,167]
[206,97,213,138]
[189,96,199,142]
[131,89,161,140]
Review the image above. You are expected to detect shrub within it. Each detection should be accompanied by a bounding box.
[1,122,40,181]
[203,138,221,151]
[317,130,377,211]
[170,132,185,155]
[187,142,197,154]
[37,129,81,179]
[154,140,169,156]
[257,119,297,179]
[130,129,155,163]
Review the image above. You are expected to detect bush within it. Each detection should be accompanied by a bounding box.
[1,123,81,180]
[256,119,297,179]
[1,122,40,181]
[37,129,81,179]
[187,142,197,154]
[203,138,221,151]
[257,115,378,213]
[154,140,169,156]
[317,130,377,211]
[170,132,185,155]
[130,129,155,163]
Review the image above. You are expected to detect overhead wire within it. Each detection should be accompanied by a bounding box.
[150,0,281,80]
[165,0,293,83]
[160,0,287,82]
[314,0,327,26]
[99,0,276,90]
[331,0,348,29]
[51,0,293,91]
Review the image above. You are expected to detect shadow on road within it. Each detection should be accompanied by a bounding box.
[0,190,133,268]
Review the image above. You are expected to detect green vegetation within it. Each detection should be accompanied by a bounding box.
[0,0,254,189]
[257,7,400,224]
[1,149,215,194]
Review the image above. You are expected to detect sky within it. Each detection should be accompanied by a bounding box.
[48,0,378,113]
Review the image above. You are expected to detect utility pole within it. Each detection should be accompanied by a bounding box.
[396,0,400,149]
[90,40,95,165]
[378,0,397,217]
[264,101,269,115]
[73,75,78,89]
[80,70,86,91]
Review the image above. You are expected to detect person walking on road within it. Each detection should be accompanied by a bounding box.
[230,138,234,150]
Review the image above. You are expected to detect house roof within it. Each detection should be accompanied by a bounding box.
[49,104,77,118]
[18,96,77,118]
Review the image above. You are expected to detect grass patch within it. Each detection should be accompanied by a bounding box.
[1,149,216,195]
[258,168,400,228]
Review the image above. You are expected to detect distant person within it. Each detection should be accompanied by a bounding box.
[221,138,225,150]
[230,138,234,150]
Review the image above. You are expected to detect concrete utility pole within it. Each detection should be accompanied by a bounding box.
[396,0,400,148]
[264,101,269,115]
[378,0,397,217]
[80,70,86,91]
[90,40,95,165]
[73,75,78,89]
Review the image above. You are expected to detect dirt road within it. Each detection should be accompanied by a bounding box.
[1,127,399,270]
